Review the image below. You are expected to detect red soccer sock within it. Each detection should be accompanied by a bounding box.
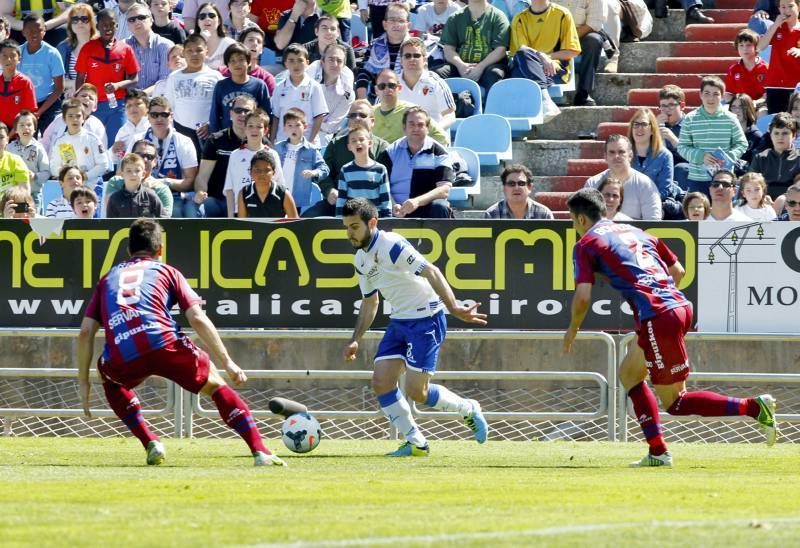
[103,381,158,449]
[667,391,759,418]
[212,385,268,454]
[628,382,668,456]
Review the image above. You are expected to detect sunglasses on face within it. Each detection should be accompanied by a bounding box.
[232,107,252,115]
[376,82,398,90]
[70,15,91,24]
[504,180,528,187]
[127,14,149,23]
[198,12,217,19]
[149,111,171,118]
[710,181,735,189]
[347,112,369,119]
[786,200,800,208]
[403,53,423,59]
[135,152,157,161]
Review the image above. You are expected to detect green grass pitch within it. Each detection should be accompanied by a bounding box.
[2,438,799,547]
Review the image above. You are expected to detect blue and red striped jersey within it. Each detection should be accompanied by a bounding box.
[573,220,688,323]
[85,256,203,364]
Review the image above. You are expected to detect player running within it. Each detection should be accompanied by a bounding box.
[563,188,777,467]
[77,218,284,467]
[341,198,489,456]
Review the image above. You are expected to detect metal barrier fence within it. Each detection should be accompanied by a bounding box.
[617,332,800,444]
[4,328,799,444]
[0,329,617,442]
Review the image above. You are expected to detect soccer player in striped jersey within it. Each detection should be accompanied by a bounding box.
[77,218,284,467]
[563,188,778,467]
[341,197,489,456]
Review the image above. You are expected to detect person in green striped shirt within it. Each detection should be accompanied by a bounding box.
[677,75,747,196]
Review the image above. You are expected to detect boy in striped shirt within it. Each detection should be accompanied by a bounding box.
[335,127,391,217]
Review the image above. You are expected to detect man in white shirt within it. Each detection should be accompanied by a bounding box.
[341,197,489,457]
[397,37,455,129]
[307,42,354,148]
[706,169,751,221]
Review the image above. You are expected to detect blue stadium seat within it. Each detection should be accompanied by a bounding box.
[445,77,483,138]
[38,180,62,216]
[484,78,543,136]
[756,112,775,135]
[760,45,771,64]
[260,48,278,67]
[350,14,370,46]
[454,114,512,166]
[447,146,481,203]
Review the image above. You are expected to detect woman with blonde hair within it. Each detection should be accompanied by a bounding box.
[57,4,98,98]
[628,107,684,218]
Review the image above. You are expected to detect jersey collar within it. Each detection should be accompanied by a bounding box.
[366,229,379,252]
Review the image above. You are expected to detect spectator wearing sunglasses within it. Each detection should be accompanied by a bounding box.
[124,3,174,90]
[128,97,199,218]
[57,4,98,99]
[397,37,455,130]
[706,169,750,221]
[484,164,554,219]
[777,181,800,220]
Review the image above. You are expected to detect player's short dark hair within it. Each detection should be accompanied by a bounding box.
[22,13,45,26]
[501,164,533,185]
[342,197,377,223]
[567,188,606,222]
[239,25,265,44]
[284,43,309,61]
[250,149,276,171]
[129,218,163,256]
[223,41,249,65]
[125,88,150,106]
[769,111,798,134]
[70,187,98,208]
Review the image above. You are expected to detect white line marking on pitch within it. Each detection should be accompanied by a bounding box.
[244,517,800,548]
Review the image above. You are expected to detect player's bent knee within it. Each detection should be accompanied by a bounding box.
[200,368,228,396]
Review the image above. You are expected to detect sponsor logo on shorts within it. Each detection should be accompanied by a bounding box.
[670,362,689,375]
[647,320,664,370]
[405,342,416,364]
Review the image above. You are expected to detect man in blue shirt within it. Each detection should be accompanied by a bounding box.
[20,14,64,135]
[124,2,174,90]
[209,42,271,133]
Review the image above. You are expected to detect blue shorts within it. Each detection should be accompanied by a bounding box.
[374,310,447,374]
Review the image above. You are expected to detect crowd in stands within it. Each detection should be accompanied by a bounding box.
[0,0,799,223]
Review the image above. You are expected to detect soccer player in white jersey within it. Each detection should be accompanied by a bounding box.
[341,197,489,456]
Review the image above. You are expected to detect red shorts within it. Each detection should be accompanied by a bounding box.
[636,304,693,386]
[98,336,211,394]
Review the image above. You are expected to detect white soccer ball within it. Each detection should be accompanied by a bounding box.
[281,412,322,453]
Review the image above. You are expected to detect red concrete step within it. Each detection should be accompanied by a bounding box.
[567,159,607,176]
[535,192,572,212]
[703,9,753,24]
[574,141,606,158]
[629,88,701,107]
[686,23,746,42]
[656,56,738,74]
[596,122,631,141]
[714,0,755,8]
[672,41,732,58]
[640,73,722,89]
[536,176,587,192]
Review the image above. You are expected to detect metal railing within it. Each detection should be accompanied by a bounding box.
[0,328,617,441]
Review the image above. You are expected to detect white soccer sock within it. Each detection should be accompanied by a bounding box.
[425,384,473,416]
[377,388,427,446]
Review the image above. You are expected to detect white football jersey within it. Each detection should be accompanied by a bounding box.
[355,230,444,320]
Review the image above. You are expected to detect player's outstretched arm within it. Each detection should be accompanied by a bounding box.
[77,317,101,418]
[421,264,488,325]
[185,304,246,385]
[563,283,593,354]
[344,292,380,362]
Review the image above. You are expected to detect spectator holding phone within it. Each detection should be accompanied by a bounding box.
[1,186,36,218]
